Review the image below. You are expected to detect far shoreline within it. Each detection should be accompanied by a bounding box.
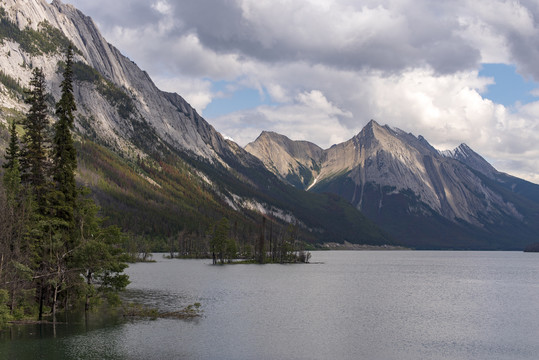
[320,242,410,251]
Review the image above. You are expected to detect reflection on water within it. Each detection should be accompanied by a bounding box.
[2,251,539,359]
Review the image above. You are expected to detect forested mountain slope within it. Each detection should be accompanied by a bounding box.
[0,0,390,248]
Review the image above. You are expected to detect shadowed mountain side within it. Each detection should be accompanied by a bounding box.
[246,120,539,249]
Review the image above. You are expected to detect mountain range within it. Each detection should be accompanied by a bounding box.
[1,0,538,249]
[246,120,539,249]
[0,0,387,248]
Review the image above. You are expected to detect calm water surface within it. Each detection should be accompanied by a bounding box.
[2,251,539,359]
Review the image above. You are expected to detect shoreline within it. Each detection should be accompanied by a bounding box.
[320,242,410,251]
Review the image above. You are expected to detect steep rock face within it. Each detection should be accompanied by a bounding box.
[0,0,230,161]
[440,143,498,179]
[246,120,539,248]
[0,0,392,246]
[245,131,323,188]
[326,121,520,225]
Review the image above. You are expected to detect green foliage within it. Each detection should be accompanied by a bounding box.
[225,236,237,262]
[52,46,77,224]
[0,11,78,56]
[0,55,130,323]
[20,67,50,211]
[211,217,230,263]
[58,59,135,120]
[72,61,101,83]
[0,70,25,96]
[3,121,21,205]
[97,79,135,119]
[77,141,234,241]
[0,289,13,328]
[0,107,25,129]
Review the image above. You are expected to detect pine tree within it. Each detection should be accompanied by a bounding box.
[20,67,50,212]
[2,121,21,204]
[19,67,54,321]
[211,217,230,264]
[52,46,77,225]
[3,120,20,171]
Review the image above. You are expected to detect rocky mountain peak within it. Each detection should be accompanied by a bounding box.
[245,131,323,188]
[246,120,538,248]
[441,143,498,179]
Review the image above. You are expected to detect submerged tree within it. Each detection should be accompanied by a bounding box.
[211,217,230,264]
[73,188,129,310]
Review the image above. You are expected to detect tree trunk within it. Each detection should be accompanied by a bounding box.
[52,284,58,322]
[269,221,273,262]
[38,280,44,321]
[258,217,266,264]
[85,270,92,311]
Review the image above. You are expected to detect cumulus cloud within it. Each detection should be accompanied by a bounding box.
[211,89,353,147]
[65,0,539,182]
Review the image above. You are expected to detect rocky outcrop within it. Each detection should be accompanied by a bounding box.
[440,143,498,179]
[245,131,323,188]
[0,0,232,162]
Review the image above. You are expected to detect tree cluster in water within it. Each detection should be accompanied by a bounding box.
[0,47,129,327]
[171,216,311,265]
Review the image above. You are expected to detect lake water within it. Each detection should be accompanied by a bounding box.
[2,251,539,359]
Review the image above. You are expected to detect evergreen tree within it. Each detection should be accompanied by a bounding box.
[211,217,230,264]
[2,121,21,204]
[20,67,50,212]
[0,54,129,323]
[52,46,77,225]
[73,187,129,310]
[3,120,20,171]
[19,67,54,321]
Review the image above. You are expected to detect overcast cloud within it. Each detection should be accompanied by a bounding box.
[66,0,539,183]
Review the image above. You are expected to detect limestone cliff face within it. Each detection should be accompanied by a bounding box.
[0,0,392,246]
[245,131,323,188]
[0,0,232,162]
[246,120,528,228]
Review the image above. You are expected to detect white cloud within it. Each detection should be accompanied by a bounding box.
[152,75,213,112]
[211,89,353,147]
[64,0,539,182]
[152,1,172,15]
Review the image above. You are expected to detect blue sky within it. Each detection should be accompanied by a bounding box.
[479,64,539,107]
[202,81,279,119]
[67,0,539,183]
[202,64,539,118]
[201,62,539,116]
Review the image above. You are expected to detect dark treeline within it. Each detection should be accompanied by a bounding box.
[171,215,311,265]
[0,47,129,327]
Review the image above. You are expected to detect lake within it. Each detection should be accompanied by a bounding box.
[2,251,539,359]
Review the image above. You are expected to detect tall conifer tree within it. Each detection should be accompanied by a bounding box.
[19,67,52,321]
[20,67,49,212]
[53,46,77,224]
[2,121,21,203]
[3,121,20,171]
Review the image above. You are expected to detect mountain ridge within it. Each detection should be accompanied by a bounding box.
[0,0,390,247]
[245,120,539,249]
